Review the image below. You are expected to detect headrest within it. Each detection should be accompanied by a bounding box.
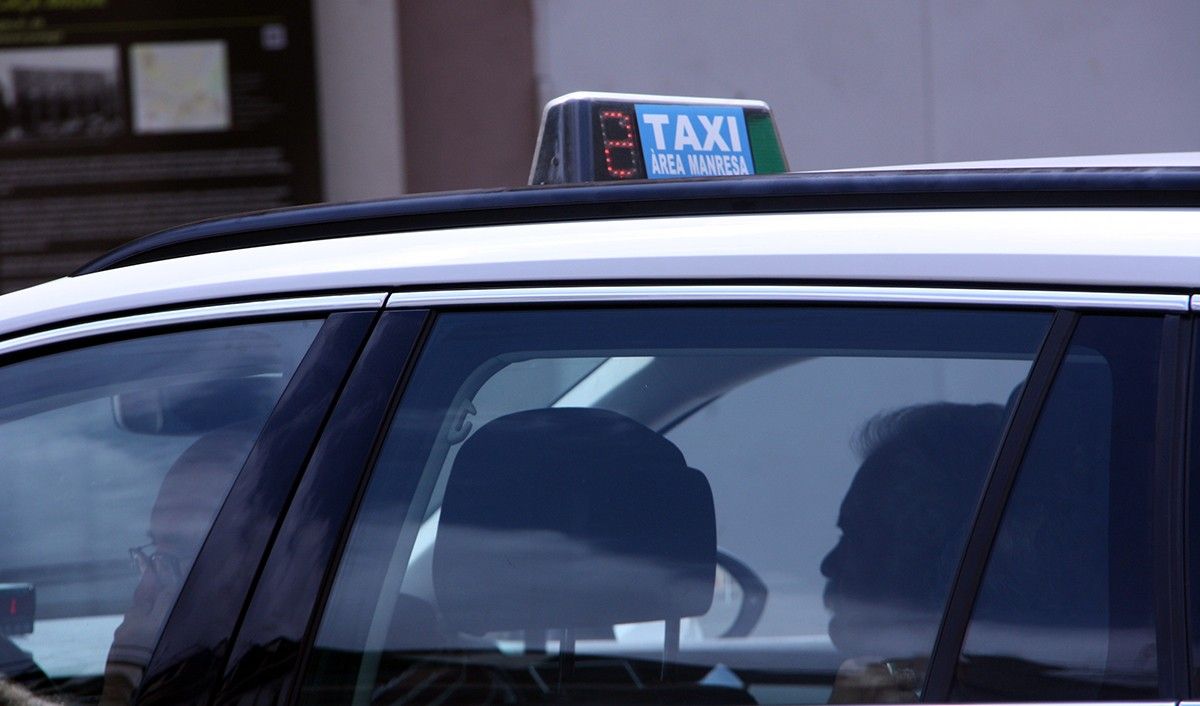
[433,408,716,634]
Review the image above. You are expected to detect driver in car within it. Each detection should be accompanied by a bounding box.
[99,426,253,706]
[821,402,1005,703]
[0,427,252,706]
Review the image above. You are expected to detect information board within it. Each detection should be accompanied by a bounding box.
[0,0,321,292]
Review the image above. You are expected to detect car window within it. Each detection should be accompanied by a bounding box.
[1190,318,1200,695]
[0,319,321,705]
[953,316,1162,701]
[298,306,1051,706]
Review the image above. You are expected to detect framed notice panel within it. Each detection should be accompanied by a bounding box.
[0,1,321,293]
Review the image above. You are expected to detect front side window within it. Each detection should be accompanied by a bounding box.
[300,307,1050,706]
[0,319,320,704]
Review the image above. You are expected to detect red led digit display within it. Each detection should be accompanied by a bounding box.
[597,109,640,179]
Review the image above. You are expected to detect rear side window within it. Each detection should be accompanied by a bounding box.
[299,306,1050,706]
[0,320,320,705]
[953,316,1162,700]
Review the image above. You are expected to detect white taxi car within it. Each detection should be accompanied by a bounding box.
[0,93,1198,706]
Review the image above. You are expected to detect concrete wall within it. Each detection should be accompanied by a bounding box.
[531,0,1200,171]
[398,0,537,193]
[313,0,405,200]
[315,0,536,197]
[313,1,1200,196]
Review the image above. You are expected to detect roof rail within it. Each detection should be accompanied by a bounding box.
[75,168,1200,275]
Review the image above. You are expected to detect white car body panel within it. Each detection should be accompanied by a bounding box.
[2,208,1200,341]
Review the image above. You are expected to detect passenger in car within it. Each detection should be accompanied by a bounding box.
[821,402,1006,704]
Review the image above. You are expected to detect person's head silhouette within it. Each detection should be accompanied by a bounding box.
[821,403,1005,663]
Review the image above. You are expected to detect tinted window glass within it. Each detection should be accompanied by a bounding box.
[953,316,1162,701]
[0,320,320,704]
[300,307,1050,706]
[1190,317,1200,694]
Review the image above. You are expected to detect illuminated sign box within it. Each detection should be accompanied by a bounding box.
[530,92,788,185]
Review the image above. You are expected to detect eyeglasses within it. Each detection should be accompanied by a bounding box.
[129,542,183,583]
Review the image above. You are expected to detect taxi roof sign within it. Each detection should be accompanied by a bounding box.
[529,91,788,185]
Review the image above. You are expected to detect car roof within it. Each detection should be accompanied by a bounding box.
[826,151,1200,171]
[4,168,1200,342]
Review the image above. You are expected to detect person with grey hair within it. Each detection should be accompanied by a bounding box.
[821,402,1006,703]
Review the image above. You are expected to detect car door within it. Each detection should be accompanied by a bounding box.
[0,293,387,706]
[214,285,1188,706]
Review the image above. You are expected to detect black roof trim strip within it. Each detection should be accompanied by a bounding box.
[76,168,1200,275]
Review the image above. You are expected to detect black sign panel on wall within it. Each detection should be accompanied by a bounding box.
[0,0,321,293]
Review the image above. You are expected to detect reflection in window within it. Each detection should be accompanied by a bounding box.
[0,320,320,704]
[300,307,1051,705]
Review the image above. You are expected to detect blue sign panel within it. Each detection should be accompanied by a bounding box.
[634,103,755,179]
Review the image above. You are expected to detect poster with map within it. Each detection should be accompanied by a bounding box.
[130,41,231,134]
[0,1,320,293]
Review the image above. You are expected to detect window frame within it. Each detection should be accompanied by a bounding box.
[211,309,431,706]
[1154,315,1190,698]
